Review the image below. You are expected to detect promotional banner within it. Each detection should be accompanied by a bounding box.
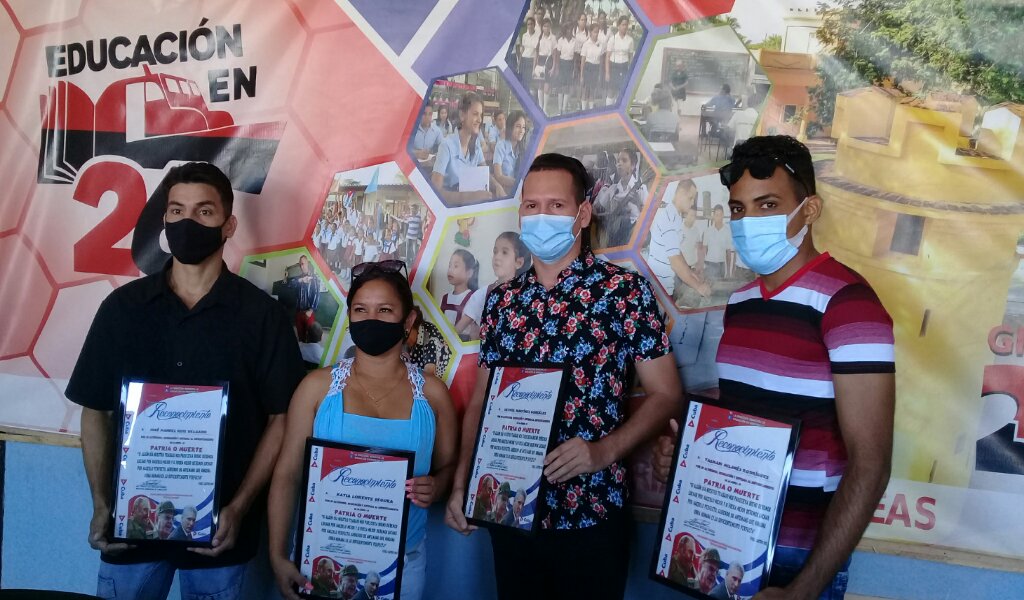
[464,363,566,532]
[652,396,798,598]
[2,0,1024,563]
[297,440,413,600]
[113,380,227,544]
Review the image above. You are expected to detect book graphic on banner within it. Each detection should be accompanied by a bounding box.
[296,439,413,600]
[651,395,799,598]
[464,363,568,534]
[112,379,229,546]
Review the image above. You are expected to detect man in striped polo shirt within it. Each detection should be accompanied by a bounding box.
[656,135,895,600]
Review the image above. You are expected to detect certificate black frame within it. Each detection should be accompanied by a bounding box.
[463,361,570,536]
[110,377,230,548]
[649,393,801,598]
[295,437,415,600]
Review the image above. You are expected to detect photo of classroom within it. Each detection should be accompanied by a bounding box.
[411,68,538,207]
[426,208,527,344]
[538,116,656,251]
[640,173,756,311]
[240,248,341,368]
[311,162,432,293]
[507,0,645,117]
[629,26,770,171]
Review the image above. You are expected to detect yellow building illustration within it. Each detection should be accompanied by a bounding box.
[814,87,1024,486]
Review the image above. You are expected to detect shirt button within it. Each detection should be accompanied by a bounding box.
[177,361,183,367]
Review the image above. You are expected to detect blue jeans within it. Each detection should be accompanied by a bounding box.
[769,546,850,600]
[400,538,426,600]
[97,560,247,600]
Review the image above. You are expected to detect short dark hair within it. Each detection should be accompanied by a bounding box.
[729,135,816,196]
[304,321,323,344]
[721,84,731,94]
[161,162,234,216]
[496,231,532,276]
[451,248,480,291]
[348,270,414,320]
[527,153,592,205]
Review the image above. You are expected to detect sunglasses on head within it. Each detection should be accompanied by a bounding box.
[719,155,808,196]
[351,259,408,280]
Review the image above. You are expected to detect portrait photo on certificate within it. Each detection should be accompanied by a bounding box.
[295,439,413,600]
[651,395,800,599]
[463,363,568,534]
[111,379,229,546]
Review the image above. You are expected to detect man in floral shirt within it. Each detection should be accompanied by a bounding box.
[446,153,683,599]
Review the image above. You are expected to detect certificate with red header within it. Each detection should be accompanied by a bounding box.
[112,378,228,547]
[295,438,413,600]
[464,362,568,534]
[651,395,800,599]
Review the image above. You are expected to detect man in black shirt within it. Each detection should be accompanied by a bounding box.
[66,162,305,599]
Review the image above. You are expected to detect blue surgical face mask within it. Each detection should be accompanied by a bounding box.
[520,207,581,264]
[729,198,808,275]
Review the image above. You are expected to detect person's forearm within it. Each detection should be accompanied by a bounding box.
[597,389,679,465]
[787,457,890,598]
[494,171,515,191]
[229,414,286,515]
[267,462,300,560]
[670,255,702,290]
[439,189,489,206]
[81,408,115,512]
[430,463,456,503]
[452,391,485,495]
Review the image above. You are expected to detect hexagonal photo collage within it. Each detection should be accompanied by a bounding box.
[410,67,539,207]
[506,0,646,117]
[629,26,769,172]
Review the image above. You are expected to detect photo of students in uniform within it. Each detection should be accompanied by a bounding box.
[641,173,755,310]
[629,27,769,171]
[312,162,432,292]
[508,1,645,117]
[241,249,341,368]
[413,68,537,206]
[538,116,656,251]
[426,208,522,344]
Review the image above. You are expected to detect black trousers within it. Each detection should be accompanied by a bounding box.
[489,511,631,600]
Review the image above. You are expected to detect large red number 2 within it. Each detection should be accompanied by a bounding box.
[72,161,147,276]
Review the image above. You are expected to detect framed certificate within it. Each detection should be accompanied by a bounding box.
[651,395,800,599]
[295,438,413,600]
[111,379,229,546]
[463,362,569,534]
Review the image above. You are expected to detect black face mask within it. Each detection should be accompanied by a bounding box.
[350,319,405,356]
[165,218,225,265]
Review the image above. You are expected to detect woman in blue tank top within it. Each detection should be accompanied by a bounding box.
[268,262,458,600]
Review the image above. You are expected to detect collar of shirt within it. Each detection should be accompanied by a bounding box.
[142,259,242,315]
[523,249,595,291]
[614,174,638,193]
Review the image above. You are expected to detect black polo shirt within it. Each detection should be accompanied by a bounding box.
[66,261,305,568]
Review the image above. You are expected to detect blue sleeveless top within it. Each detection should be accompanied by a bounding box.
[313,358,436,549]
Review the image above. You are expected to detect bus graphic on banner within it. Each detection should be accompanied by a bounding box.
[37,65,284,194]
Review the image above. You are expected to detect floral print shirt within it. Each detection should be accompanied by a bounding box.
[479,251,670,529]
